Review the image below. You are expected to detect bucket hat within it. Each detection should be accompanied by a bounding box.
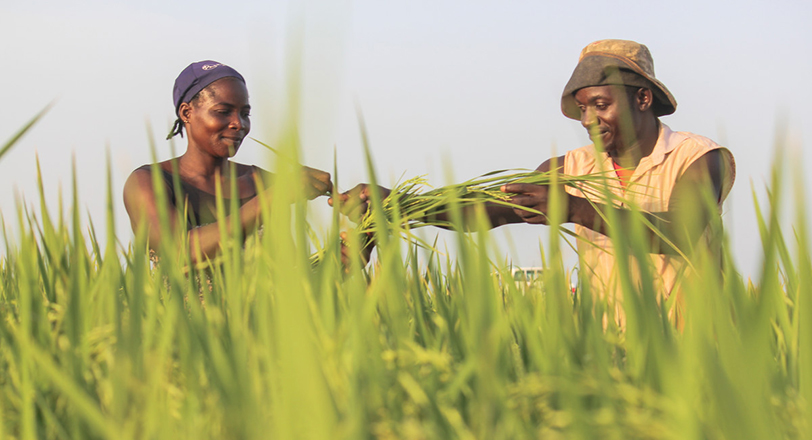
[561,40,677,120]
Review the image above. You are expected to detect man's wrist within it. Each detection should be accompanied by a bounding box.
[566,194,586,225]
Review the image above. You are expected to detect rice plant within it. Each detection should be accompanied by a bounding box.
[0,115,809,440]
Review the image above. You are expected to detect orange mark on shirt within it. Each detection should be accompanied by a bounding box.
[612,161,633,188]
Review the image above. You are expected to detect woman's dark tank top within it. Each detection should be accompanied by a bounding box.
[136,164,257,229]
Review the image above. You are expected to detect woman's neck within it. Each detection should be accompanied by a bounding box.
[176,150,230,182]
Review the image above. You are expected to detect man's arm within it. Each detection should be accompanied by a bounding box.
[504,150,727,255]
[331,183,525,231]
[330,156,568,231]
[410,158,568,229]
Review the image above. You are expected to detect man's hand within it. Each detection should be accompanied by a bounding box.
[328,184,392,223]
[303,166,333,200]
[500,183,569,225]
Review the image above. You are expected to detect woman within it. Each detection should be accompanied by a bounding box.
[123,61,332,263]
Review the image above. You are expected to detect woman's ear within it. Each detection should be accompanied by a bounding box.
[637,88,653,112]
[178,102,193,124]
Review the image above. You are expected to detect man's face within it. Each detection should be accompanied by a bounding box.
[573,85,638,157]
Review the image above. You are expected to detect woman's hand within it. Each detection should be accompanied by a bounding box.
[328,184,391,223]
[339,230,375,272]
[303,166,333,199]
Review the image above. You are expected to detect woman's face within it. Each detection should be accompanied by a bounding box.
[183,77,251,158]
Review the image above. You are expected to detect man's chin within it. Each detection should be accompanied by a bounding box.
[591,137,614,153]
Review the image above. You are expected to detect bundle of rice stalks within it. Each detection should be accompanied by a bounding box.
[309,168,627,266]
[356,168,620,233]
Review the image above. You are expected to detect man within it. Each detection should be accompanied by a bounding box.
[335,40,735,323]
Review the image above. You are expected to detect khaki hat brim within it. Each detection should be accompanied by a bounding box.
[560,55,677,120]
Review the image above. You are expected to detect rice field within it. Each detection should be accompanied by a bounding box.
[0,115,810,439]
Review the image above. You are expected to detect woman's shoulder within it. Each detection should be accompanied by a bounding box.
[124,161,175,194]
[229,162,272,183]
[129,160,175,176]
[229,161,268,174]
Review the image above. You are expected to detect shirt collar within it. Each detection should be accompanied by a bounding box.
[633,122,684,177]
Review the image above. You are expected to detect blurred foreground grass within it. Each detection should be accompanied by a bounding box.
[0,120,810,440]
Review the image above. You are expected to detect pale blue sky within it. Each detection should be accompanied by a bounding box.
[2,0,810,277]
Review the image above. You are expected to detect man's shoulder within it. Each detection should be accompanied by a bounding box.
[663,125,727,156]
[563,143,605,175]
[661,125,736,198]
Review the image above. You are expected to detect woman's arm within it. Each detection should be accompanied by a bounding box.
[124,163,333,264]
[123,169,265,264]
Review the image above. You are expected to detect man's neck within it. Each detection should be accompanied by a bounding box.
[612,118,660,169]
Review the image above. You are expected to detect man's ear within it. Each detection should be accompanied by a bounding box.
[637,88,653,112]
